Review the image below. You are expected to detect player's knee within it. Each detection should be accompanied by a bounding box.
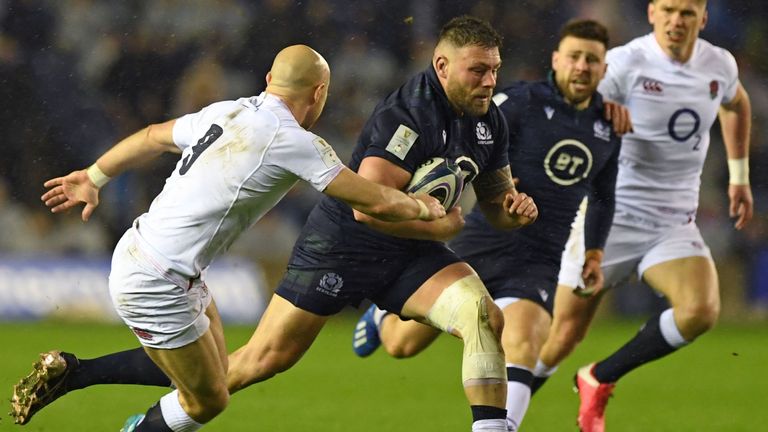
[676,300,720,337]
[426,275,506,385]
[183,387,230,423]
[385,340,419,358]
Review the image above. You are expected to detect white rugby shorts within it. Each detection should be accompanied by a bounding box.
[558,215,713,288]
[557,198,587,289]
[109,229,212,349]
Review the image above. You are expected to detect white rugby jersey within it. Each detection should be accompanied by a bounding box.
[598,34,738,226]
[132,92,343,277]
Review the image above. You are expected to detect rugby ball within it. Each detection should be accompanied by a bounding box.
[406,157,464,210]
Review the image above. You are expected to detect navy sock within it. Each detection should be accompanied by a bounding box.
[67,348,171,390]
[593,312,677,383]
[506,366,533,386]
[134,402,173,432]
[529,375,549,395]
[470,405,507,422]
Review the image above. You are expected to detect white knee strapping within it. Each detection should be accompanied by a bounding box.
[425,275,506,385]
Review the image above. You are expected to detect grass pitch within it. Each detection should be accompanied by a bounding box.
[1,315,765,431]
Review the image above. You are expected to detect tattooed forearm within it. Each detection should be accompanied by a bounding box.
[473,166,516,202]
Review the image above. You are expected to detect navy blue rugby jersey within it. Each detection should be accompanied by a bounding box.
[308,65,510,251]
[453,77,621,268]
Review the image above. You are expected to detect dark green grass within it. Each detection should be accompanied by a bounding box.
[1,316,765,431]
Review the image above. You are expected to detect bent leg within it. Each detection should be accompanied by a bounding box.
[227,294,328,393]
[400,262,507,430]
[593,256,719,384]
[143,303,229,425]
[540,284,603,367]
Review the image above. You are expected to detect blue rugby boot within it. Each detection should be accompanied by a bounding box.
[352,304,386,357]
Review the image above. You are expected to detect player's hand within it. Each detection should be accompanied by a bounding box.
[411,193,446,221]
[728,184,753,230]
[41,169,100,222]
[431,206,465,241]
[603,101,633,135]
[574,254,605,298]
[503,192,538,227]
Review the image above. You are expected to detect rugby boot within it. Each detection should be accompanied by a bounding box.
[574,363,615,432]
[10,350,79,424]
[352,304,383,357]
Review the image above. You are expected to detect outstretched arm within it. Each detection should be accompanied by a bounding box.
[335,156,461,241]
[41,120,181,221]
[323,166,446,223]
[719,82,753,230]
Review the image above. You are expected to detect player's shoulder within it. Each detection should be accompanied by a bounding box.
[606,34,654,68]
[372,69,445,131]
[693,38,738,72]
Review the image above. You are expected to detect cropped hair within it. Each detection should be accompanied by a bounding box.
[438,15,502,50]
[559,19,609,48]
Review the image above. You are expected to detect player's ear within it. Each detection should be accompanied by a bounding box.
[312,82,326,104]
[434,56,449,79]
[647,1,655,25]
[700,9,708,30]
[265,71,273,86]
[551,50,559,70]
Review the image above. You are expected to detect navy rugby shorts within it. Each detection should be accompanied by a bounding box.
[275,230,461,316]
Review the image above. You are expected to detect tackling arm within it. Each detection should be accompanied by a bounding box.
[345,156,464,241]
[718,82,753,230]
[323,166,445,223]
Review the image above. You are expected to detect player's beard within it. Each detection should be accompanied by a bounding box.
[446,82,491,117]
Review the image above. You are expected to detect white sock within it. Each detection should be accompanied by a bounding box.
[505,363,532,431]
[373,306,390,329]
[506,380,531,431]
[532,359,558,378]
[472,418,508,431]
[659,308,689,348]
[159,390,204,432]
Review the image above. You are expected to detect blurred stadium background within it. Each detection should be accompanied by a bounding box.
[0,0,766,430]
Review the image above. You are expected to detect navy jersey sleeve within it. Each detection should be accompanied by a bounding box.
[360,105,436,174]
[584,137,621,250]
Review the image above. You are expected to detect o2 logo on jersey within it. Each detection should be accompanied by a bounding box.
[543,139,593,186]
[668,108,702,150]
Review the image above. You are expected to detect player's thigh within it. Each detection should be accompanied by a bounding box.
[499,299,551,365]
[639,223,719,309]
[145,328,227,399]
[550,283,602,332]
[205,299,228,369]
[642,256,719,310]
[398,261,478,319]
[244,294,328,361]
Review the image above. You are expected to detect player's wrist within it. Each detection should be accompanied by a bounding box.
[584,249,604,264]
[727,158,749,185]
[414,197,430,220]
[86,163,111,188]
